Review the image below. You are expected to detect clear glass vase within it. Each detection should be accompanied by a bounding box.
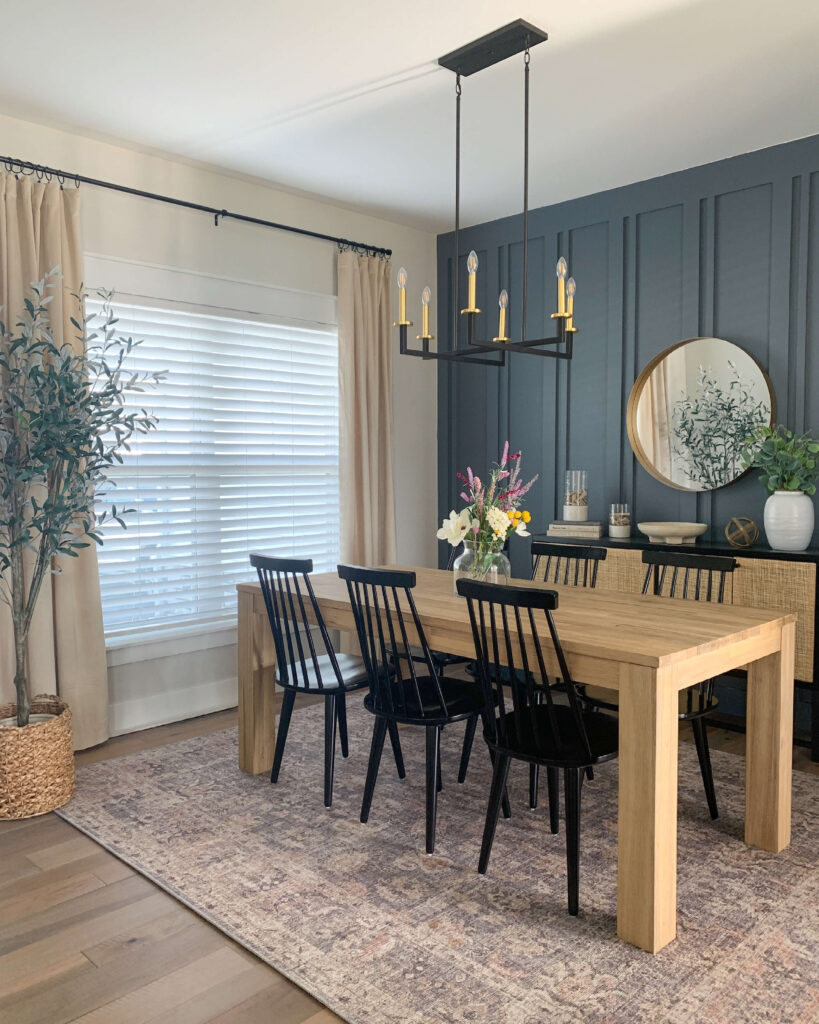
[452,539,511,595]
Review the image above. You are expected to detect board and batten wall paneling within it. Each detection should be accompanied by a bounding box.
[437,134,819,574]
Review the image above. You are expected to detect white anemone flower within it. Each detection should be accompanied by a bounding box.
[437,508,477,545]
[514,520,531,538]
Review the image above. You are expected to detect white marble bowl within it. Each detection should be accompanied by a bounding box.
[637,522,708,544]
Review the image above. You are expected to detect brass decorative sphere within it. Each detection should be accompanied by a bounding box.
[725,517,759,549]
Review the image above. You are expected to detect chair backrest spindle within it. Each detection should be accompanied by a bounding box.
[641,550,738,605]
[530,541,607,590]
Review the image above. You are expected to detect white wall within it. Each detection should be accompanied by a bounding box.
[0,112,439,734]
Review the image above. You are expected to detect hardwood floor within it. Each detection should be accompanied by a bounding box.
[1,705,815,1023]
[0,706,340,1024]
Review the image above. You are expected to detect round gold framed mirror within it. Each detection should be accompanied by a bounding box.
[627,337,775,492]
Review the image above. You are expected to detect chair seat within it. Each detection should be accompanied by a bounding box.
[276,653,369,692]
[364,675,485,725]
[488,705,619,768]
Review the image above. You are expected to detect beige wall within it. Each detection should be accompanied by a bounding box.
[0,112,438,566]
[0,112,439,732]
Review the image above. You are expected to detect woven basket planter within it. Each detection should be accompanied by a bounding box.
[0,694,75,819]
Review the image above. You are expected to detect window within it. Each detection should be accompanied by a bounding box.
[90,298,339,638]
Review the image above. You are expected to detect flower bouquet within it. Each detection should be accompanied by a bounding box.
[437,442,538,592]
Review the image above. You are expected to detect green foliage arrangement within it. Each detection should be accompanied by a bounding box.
[672,362,770,489]
[742,424,819,495]
[0,272,162,727]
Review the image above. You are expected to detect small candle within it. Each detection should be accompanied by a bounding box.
[556,257,567,315]
[566,276,576,330]
[421,286,431,337]
[467,250,478,311]
[497,289,508,340]
[397,266,408,323]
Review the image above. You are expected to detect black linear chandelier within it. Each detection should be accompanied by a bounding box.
[395,20,577,368]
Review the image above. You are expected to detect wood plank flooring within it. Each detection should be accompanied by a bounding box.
[1,705,815,1023]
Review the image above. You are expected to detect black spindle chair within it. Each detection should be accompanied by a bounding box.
[527,542,608,809]
[531,541,607,588]
[582,550,738,820]
[251,553,405,808]
[458,578,619,915]
[338,564,509,854]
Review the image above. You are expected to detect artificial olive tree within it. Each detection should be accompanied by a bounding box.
[0,272,161,726]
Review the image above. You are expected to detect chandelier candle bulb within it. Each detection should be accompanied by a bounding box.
[462,249,481,314]
[420,286,432,339]
[556,257,568,315]
[566,276,576,331]
[395,266,411,326]
[495,289,509,342]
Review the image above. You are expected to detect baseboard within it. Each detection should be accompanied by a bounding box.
[109,675,238,736]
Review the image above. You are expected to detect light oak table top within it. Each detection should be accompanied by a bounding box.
[236,566,796,954]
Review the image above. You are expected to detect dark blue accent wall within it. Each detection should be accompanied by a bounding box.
[437,135,819,581]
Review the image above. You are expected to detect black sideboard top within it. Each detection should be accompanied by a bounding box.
[532,533,819,565]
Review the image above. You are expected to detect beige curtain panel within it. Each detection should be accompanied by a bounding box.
[0,173,109,750]
[337,251,397,567]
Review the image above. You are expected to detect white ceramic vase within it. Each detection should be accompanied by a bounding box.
[763,490,814,551]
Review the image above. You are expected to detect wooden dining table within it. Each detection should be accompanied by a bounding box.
[236,566,795,954]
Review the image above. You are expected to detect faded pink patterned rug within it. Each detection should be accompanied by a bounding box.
[59,700,819,1024]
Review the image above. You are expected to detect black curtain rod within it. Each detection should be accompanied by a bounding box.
[0,155,392,259]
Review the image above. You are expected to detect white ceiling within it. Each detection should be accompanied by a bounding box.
[1,0,818,231]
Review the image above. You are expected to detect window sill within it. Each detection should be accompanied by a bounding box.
[105,620,238,667]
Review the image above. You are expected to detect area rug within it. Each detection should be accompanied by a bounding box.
[58,700,819,1024]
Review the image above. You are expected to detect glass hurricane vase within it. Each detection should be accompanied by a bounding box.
[452,539,511,595]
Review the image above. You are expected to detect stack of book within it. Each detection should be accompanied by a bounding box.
[546,520,604,539]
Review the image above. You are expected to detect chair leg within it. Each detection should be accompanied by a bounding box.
[478,753,511,874]
[547,766,559,834]
[529,764,539,809]
[436,726,443,793]
[387,720,406,779]
[360,717,388,823]
[337,691,349,759]
[458,714,478,783]
[585,766,594,782]
[270,688,296,784]
[323,694,337,808]
[425,726,440,854]
[692,717,719,820]
[564,767,582,916]
[481,711,511,819]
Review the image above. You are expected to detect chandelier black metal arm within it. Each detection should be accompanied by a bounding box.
[395,20,578,369]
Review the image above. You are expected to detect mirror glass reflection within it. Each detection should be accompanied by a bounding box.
[630,337,774,491]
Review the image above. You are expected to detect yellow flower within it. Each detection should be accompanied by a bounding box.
[523,510,531,523]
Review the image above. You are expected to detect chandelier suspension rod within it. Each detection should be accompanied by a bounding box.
[453,72,462,354]
[522,43,530,343]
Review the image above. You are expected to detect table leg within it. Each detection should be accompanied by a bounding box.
[238,590,277,775]
[617,664,678,953]
[745,621,794,852]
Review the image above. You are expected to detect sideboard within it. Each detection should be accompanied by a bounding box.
[531,534,818,761]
